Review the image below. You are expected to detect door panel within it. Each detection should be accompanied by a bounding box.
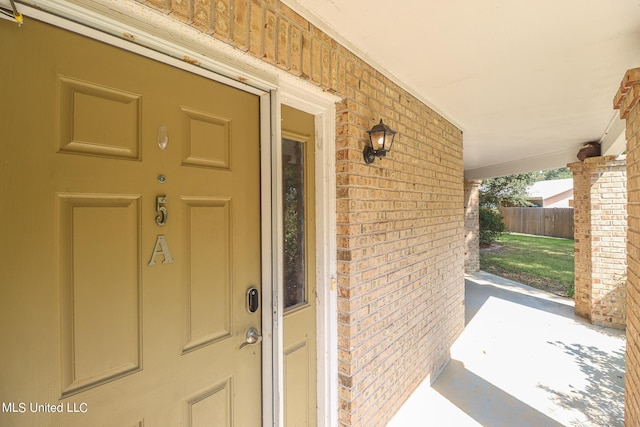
[281,106,317,427]
[182,198,232,353]
[181,107,231,169]
[284,338,311,425]
[57,75,142,159]
[58,194,143,396]
[185,378,233,426]
[0,18,261,426]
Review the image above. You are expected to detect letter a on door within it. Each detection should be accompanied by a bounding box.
[148,235,175,266]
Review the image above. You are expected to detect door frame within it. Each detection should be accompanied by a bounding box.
[275,87,339,427]
[8,1,339,426]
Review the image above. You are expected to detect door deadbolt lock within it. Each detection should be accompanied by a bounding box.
[247,287,259,313]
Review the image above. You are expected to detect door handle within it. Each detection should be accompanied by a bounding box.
[240,327,263,349]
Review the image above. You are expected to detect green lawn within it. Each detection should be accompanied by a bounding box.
[480,233,575,298]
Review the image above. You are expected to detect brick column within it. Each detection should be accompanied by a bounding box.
[613,67,640,427]
[464,180,482,272]
[568,156,627,329]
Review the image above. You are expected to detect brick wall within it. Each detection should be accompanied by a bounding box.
[569,160,593,319]
[568,157,627,329]
[614,67,640,427]
[135,1,466,425]
[464,180,481,272]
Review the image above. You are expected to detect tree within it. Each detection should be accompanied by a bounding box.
[479,172,538,208]
[478,172,537,245]
[479,207,507,245]
[537,167,572,181]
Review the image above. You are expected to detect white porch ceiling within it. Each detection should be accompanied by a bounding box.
[282,0,640,179]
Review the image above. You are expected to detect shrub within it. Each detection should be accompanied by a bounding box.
[479,207,507,246]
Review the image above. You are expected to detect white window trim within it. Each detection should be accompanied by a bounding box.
[8,1,339,426]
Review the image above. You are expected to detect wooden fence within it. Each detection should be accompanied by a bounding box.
[497,207,574,239]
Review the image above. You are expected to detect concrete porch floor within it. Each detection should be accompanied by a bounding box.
[387,271,626,427]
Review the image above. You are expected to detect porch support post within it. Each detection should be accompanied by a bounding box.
[613,67,640,427]
[568,156,627,329]
[464,179,482,272]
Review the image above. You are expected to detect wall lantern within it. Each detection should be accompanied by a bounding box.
[363,119,396,164]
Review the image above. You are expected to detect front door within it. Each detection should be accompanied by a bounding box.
[281,106,317,426]
[0,18,262,426]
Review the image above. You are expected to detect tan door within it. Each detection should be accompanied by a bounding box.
[0,18,262,426]
[281,105,317,427]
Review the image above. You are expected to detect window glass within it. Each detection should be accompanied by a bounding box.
[283,138,306,310]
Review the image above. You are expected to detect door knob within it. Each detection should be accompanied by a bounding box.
[240,327,263,349]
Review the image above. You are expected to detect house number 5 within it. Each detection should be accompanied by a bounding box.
[156,195,168,226]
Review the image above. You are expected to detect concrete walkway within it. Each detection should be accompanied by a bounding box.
[388,271,626,427]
